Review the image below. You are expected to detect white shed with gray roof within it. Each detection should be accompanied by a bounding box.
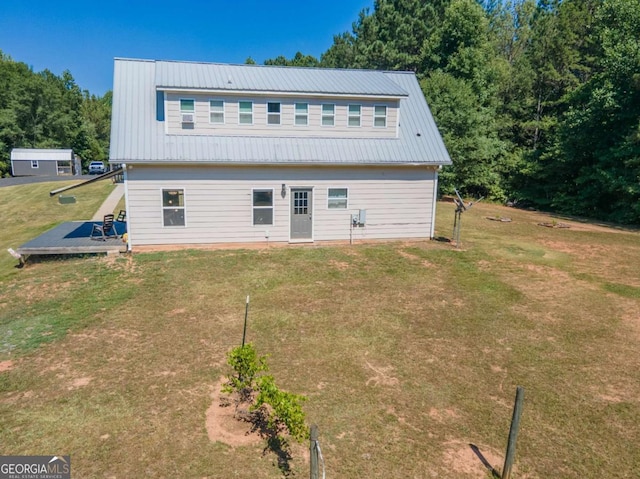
[110,58,452,248]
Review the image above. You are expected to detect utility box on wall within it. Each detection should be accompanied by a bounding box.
[352,209,367,226]
[358,209,366,225]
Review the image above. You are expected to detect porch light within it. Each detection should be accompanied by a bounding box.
[281,183,287,198]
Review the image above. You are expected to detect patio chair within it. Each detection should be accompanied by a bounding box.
[116,209,126,222]
[91,214,119,241]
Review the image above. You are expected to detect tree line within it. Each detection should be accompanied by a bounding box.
[262,0,640,224]
[2,0,638,224]
[0,50,110,177]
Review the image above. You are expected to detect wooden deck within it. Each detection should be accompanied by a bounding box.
[17,221,128,256]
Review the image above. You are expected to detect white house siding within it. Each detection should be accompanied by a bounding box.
[165,93,399,139]
[125,164,437,246]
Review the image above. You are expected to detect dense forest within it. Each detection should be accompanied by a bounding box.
[265,0,640,224]
[2,0,639,224]
[0,51,111,177]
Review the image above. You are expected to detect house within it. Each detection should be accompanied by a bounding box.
[11,148,79,176]
[109,58,452,249]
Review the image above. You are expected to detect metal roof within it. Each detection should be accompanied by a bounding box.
[155,60,408,97]
[11,148,74,160]
[109,58,452,167]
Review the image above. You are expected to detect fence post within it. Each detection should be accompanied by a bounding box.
[502,386,525,479]
[310,424,319,479]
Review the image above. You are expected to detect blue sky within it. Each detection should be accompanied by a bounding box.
[0,0,372,96]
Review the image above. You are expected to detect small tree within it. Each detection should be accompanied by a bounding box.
[223,343,268,402]
[254,375,308,442]
[222,343,308,443]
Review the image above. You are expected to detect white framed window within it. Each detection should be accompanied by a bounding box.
[252,189,274,225]
[327,188,348,209]
[267,102,281,125]
[239,101,253,124]
[374,105,387,127]
[321,104,335,126]
[294,103,308,126]
[162,189,186,227]
[209,100,224,124]
[348,104,361,127]
[31,160,39,168]
[180,99,195,124]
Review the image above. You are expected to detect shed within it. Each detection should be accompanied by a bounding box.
[11,148,79,176]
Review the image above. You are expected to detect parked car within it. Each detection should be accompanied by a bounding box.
[88,161,106,175]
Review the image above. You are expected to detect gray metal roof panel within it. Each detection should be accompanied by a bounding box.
[155,60,408,97]
[110,58,452,166]
[11,148,74,160]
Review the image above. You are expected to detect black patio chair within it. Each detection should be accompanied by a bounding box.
[91,214,119,241]
[116,209,126,222]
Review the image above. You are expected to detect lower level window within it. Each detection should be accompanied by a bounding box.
[328,188,348,209]
[252,189,273,225]
[162,189,185,226]
[31,160,39,168]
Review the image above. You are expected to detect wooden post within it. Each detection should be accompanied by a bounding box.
[310,424,319,479]
[502,386,525,479]
[241,295,249,347]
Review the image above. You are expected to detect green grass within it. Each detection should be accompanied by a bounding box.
[0,189,639,478]
[0,180,118,280]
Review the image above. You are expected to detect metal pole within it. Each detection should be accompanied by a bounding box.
[310,424,319,479]
[241,295,249,347]
[502,386,525,479]
[454,210,462,248]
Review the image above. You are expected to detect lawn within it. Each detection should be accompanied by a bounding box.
[0,183,639,478]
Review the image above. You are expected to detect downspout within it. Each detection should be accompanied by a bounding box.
[430,166,440,239]
[123,163,132,252]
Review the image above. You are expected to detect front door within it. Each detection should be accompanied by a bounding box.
[290,188,313,240]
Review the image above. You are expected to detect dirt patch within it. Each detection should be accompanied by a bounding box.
[442,440,503,478]
[205,378,261,447]
[0,360,14,372]
[328,259,350,271]
[68,376,92,389]
[364,361,399,387]
[428,408,460,423]
[398,250,421,261]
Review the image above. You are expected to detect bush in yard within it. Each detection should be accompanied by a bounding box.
[223,343,268,401]
[253,375,308,442]
[222,343,308,443]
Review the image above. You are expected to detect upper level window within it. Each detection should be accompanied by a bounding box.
[374,105,387,127]
[180,99,195,124]
[210,100,224,124]
[267,102,281,125]
[294,103,308,126]
[322,104,335,126]
[328,188,348,209]
[252,189,274,225]
[239,101,253,124]
[162,189,185,227]
[348,104,361,127]
[180,99,194,112]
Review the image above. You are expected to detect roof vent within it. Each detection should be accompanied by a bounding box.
[416,132,422,137]
[227,76,233,84]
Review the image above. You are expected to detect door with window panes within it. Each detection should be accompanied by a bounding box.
[290,188,313,240]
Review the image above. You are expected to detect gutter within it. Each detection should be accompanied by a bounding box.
[49,167,124,196]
